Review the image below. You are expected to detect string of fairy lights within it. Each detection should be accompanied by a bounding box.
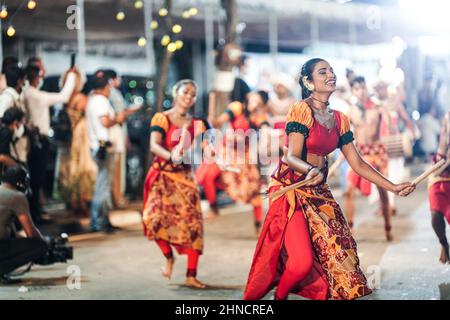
[1,0,37,37]
[1,0,198,55]
[114,1,199,52]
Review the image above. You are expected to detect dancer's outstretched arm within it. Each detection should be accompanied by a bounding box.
[341,142,415,196]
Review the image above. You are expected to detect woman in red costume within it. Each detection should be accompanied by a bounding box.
[244,58,416,300]
[428,111,450,264]
[142,79,208,289]
[196,91,271,235]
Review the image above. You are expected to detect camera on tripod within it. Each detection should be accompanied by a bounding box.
[34,233,73,266]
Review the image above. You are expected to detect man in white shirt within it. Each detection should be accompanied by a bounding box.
[23,65,76,222]
[103,69,128,208]
[0,66,28,164]
[86,71,128,233]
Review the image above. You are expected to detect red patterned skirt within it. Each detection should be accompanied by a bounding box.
[244,162,372,300]
[142,161,203,254]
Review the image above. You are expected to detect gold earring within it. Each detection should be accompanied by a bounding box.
[302,76,314,91]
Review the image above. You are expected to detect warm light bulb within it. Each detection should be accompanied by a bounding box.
[27,0,37,10]
[172,24,182,34]
[7,26,16,37]
[134,0,143,9]
[182,10,190,19]
[189,7,198,16]
[0,6,8,19]
[175,40,184,50]
[150,20,159,30]
[116,11,125,21]
[167,42,177,52]
[158,8,168,16]
[137,37,147,47]
[161,35,171,46]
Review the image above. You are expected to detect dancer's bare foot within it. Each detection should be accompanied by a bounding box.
[391,208,397,216]
[161,257,175,280]
[385,225,393,242]
[185,277,207,289]
[254,222,262,237]
[204,207,219,222]
[439,244,450,264]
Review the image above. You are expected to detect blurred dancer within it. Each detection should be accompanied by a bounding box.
[196,91,271,235]
[375,81,415,215]
[267,73,297,176]
[143,79,208,288]
[244,58,415,300]
[428,112,450,264]
[345,76,392,241]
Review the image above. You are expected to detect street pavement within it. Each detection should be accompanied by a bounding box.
[1,164,449,300]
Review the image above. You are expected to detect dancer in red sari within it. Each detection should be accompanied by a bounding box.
[428,111,450,264]
[244,58,415,300]
[142,79,208,288]
[196,91,271,235]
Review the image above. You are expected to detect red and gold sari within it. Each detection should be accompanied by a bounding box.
[142,113,207,253]
[244,101,372,300]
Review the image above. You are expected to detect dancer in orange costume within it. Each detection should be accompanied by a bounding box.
[244,58,415,300]
[196,91,271,235]
[142,79,208,289]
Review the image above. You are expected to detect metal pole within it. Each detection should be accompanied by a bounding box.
[144,0,156,76]
[0,20,3,65]
[76,0,86,68]
[204,3,214,92]
[310,13,319,50]
[269,12,278,65]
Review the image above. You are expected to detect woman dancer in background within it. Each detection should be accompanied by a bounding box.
[196,90,271,235]
[142,79,208,288]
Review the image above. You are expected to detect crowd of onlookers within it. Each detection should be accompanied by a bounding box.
[0,56,139,233]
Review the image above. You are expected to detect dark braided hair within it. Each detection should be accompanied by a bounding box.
[299,58,325,99]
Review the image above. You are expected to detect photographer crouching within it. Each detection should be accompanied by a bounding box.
[0,166,47,284]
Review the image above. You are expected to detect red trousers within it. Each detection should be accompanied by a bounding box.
[155,239,199,277]
[198,163,262,223]
[275,211,315,299]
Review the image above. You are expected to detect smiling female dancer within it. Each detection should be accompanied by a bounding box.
[244,58,416,300]
[142,79,208,289]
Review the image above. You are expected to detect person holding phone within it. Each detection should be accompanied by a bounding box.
[23,62,77,223]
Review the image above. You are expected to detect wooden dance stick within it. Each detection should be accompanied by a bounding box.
[269,177,314,201]
[433,159,450,177]
[412,159,446,186]
[327,154,345,177]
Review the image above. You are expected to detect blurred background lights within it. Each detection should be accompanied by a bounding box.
[27,0,37,10]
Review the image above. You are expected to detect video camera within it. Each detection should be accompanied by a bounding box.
[34,233,73,266]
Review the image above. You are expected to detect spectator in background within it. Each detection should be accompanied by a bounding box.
[0,107,24,177]
[103,69,128,208]
[86,71,131,232]
[23,64,77,222]
[27,56,47,79]
[418,106,441,160]
[230,54,251,104]
[0,57,19,94]
[0,166,47,284]
[0,66,28,164]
